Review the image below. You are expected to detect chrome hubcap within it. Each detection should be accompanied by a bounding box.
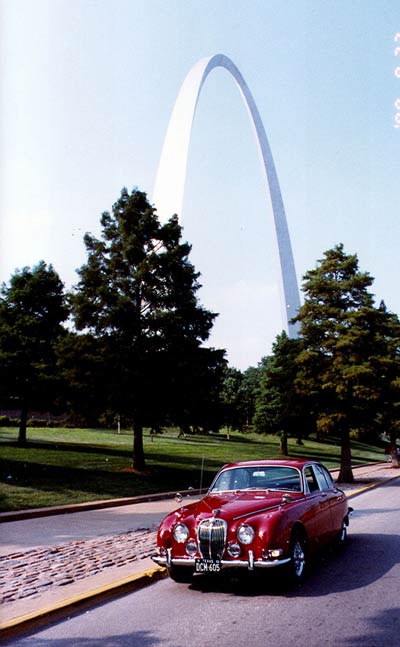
[293,540,305,577]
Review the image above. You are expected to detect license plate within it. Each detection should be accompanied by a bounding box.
[195,558,221,573]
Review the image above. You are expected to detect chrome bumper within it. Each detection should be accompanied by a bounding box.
[151,551,290,571]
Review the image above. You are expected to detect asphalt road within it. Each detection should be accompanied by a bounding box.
[5,478,400,647]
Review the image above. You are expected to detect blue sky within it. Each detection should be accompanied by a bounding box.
[1,0,399,369]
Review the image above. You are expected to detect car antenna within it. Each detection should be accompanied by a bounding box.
[199,454,205,492]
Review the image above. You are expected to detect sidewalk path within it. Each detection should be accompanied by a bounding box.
[0,498,184,555]
[1,462,398,633]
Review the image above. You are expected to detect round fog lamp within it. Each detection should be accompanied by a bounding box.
[237,523,255,545]
[227,542,241,558]
[185,540,197,556]
[173,523,189,543]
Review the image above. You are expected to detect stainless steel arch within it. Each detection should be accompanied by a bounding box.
[152,54,300,337]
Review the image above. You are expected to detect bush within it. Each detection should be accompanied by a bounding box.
[0,415,19,427]
[27,419,47,428]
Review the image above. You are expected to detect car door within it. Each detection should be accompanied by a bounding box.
[303,464,333,546]
[314,463,345,541]
[316,463,346,536]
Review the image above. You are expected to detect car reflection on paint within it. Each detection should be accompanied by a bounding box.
[152,459,351,584]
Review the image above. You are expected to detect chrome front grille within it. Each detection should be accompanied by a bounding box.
[197,518,227,559]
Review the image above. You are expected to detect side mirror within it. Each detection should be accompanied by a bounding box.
[281,493,292,505]
[175,492,183,504]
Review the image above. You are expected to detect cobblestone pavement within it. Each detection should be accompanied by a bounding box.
[0,527,157,606]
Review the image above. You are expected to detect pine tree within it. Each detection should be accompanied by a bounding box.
[70,188,221,469]
[294,244,400,482]
[253,332,307,445]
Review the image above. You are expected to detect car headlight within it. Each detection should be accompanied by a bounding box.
[173,523,189,543]
[237,523,255,545]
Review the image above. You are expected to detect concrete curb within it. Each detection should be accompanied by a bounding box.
[2,470,398,640]
[0,488,206,523]
[345,473,400,499]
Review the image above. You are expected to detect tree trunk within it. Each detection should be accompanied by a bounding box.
[18,403,28,446]
[132,419,146,470]
[389,439,400,468]
[337,426,354,483]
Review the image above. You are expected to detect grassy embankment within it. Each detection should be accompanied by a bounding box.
[0,427,385,512]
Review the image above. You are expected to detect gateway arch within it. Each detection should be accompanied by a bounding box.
[152,54,300,337]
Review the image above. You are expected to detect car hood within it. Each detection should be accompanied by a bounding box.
[178,490,305,523]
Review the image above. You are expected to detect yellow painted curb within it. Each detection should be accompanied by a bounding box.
[346,473,400,499]
[0,566,167,635]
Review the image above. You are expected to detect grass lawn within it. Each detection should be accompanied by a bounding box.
[0,427,385,512]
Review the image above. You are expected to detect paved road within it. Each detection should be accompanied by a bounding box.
[5,477,400,646]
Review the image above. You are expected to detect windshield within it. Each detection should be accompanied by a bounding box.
[210,466,302,493]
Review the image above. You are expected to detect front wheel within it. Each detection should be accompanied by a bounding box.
[167,565,194,583]
[286,531,308,583]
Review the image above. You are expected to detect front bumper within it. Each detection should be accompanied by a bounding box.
[151,550,291,571]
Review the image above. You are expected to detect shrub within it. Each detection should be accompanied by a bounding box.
[0,415,19,427]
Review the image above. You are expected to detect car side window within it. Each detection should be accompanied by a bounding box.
[304,466,319,493]
[320,465,334,489]
[314,464,332,491]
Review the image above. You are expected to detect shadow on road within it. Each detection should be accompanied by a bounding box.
[186,532,400,599]
[302,533,400,597]
[1,630,167,647]
[338,606,400,646]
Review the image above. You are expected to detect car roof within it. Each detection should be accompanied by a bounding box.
[219,459,318,470]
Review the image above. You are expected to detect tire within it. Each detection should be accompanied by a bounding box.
[167,566,194,583]
[286,530,308,583]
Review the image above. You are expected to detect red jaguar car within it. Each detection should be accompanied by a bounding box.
[152,459,351,583]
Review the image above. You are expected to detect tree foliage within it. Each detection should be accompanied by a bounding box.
[69,188,224,468]
[56,332,110,427]
[220,367,245,437]
[253,332,308,443]
[0,262,68,444]
[371,302,400,467]
[294,244,400,481]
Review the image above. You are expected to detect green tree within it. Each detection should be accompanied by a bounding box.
[371,302,400,467]
[0,262,68,444]
[294,244,400,482]
[56,332,110,427]
[253,333,307,448]
[220,367,245,437]
[252,355,273,434]
[241,366,260,430]
[167,346,226,435]
[70,188,220,469]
